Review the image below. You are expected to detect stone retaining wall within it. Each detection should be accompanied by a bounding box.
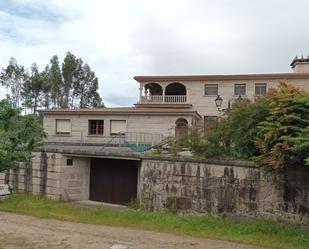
[0,150,308,226]
[139,158,309,226]
[0,151,90,201]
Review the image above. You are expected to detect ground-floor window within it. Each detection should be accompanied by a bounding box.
[204,116,218,132]
[88,120,104,135]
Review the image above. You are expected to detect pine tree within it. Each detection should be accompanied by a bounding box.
[62,52,78,108]
[41,65,52,109]
[0,57,27,108]
[49,55,63,108]
[22,63,44,114]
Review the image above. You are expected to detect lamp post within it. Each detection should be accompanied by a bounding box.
[214,95,242,112]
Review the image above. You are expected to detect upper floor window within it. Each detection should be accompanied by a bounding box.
[234,84,246,96]
[110,120,126,135]
[255,83,267,96]
[56,119,71,135]
[205,84,218,96]
[88,120,104,135]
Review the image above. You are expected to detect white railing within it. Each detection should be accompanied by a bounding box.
[140,95,187,104]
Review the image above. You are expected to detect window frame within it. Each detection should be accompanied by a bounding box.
[110,120,127,136]
[255,83,267,96]
[204,116,218,132]
[55,119,71,135]
[204,84,219,96]
[234,84,246,96]
[88,120,104,136]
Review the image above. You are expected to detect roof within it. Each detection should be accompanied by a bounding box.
[134,73,309,82]
[290,56,309,68]
[40,107,201,119]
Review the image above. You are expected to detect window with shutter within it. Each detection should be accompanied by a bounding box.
[56,119,71,135]
[110,120,126,135]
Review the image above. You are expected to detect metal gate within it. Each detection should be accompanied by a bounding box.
[89,158,138,205]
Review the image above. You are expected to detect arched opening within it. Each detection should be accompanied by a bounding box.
[165,82,186,95]
[142,83,163,103]
[175,118,188,140]
[144,83,163,95]
[165,83,187,103]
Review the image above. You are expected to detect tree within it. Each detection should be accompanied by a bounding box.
[74,63,103,108]
[41,65,52,109]
[49,55,63,108]
[0,57,27,108]
[62,52,78,108]
[254,82,309,171]
[0,99,45,172]
[1,52,104,110]
[199,97,270,159]
[22,63,44,114]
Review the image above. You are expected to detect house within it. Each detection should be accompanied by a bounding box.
[1,56,309,210]
[43,56,309,147]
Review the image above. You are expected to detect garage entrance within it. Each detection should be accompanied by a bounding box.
[89,158,138,205]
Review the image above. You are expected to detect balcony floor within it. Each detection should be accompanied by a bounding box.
[134,103,192,108]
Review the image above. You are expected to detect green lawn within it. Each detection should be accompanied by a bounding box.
[0,194,309,249]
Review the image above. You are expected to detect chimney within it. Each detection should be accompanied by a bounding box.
[290,55,309,73]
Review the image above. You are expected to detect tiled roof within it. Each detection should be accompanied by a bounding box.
[134,73,309,82]
[40,107,201,118]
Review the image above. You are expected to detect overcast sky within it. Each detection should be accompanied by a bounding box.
[0,0,308,106]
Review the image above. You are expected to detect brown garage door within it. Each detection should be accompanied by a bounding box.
[89,158,138,205]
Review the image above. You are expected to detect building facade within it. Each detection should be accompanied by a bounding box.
[42,56,309,146]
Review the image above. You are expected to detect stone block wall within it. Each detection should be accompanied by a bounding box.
[139,158,309,225]
[0,151,90,201]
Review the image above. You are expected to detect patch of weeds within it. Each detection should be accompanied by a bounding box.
[127,198,140,210]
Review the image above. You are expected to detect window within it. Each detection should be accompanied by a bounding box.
[56,119,71,135]
[205,84,218,96]
[204,116,218,132]
[110,120,126,135]
[255,83,267,96]
[88,120,104,135]
[66,159,73,166]
[234,84,246,96]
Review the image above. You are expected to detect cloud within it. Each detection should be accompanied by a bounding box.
[1,0,309,106]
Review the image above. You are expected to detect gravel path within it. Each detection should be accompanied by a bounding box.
[0,211,265,249]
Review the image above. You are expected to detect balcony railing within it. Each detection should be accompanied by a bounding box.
[140,95,187,104]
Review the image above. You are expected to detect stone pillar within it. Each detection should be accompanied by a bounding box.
[144,88,148,100]
[139,86,143,103]
[162,85,166,103]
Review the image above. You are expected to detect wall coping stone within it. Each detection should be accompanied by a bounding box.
[35,145,257,168]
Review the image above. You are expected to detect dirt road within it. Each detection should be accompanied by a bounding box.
[0,211,264,249]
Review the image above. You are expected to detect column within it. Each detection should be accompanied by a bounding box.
[139,86,143,103]
[162,85,166,103]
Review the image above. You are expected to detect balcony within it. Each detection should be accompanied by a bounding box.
[140,95,187,104]
[137,82,189,106]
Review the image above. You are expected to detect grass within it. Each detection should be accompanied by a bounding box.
[0,195,309,249]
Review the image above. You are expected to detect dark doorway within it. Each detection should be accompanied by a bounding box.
[90,158,138,205]
[175,118,188,140]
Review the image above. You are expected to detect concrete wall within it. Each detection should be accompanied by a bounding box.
[0,152,90,201]
[139,158,309,226]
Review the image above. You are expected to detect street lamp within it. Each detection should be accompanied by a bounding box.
[215,95,242,112]
[214,95,223,111]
